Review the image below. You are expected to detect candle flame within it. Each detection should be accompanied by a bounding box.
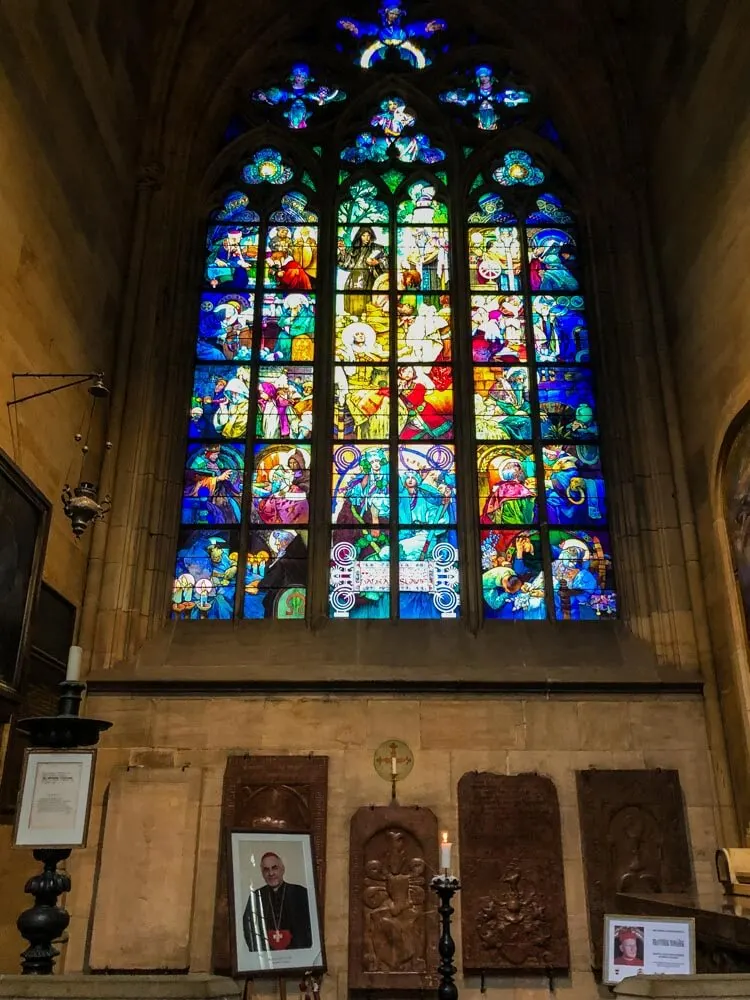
[441,830,449,844]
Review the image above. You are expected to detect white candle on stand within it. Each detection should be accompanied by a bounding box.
[66,645,83,683]
[390,752,398,778]
[440,830,452,872]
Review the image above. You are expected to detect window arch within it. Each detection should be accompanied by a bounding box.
[171,7,617,624]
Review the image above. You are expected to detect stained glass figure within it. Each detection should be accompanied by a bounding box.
[470,295,526,363]
[261,293,316,361]
[397,226,450,291]
[537,367,598,440]
[244,529,308,619]
[399,529,460,618]
[251,444,311,525]
[397,181,448,223]
[474,367,532,441]
[550,529,616,619]
[269,191,319,225]
[332,445,390,523]
[189,366,251,440]
[205,225,259,288]
[527,193,574,225]
[468,191,516,224]
[493,150,545,186]
[527,228,579,290]
[335,296,390,359]
[214,191,259,223]
[542,444,607,525]
[256,366,314,440]
[397,365,453,439]
[329,528,390,618]
[333,364,390,440]
[477,445,537,525]
[242,147,294,185]
[468,227,521,291]
[342,99,446,164]
[265,223,318,292]
[337,226,390,305]
[197,293,254,361]
[181,443,245,525]
[337,1,446,70]
[398,444,457,523]
[481,529,546,620]
[172,529,239,620]
[532,295,589,363]
[440,67,531,131]
[339,180,389,225]
[397,297,451,361]
[252,63,346,129]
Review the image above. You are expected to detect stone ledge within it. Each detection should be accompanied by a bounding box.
[0,975,242,1000]
[614,974,750,998]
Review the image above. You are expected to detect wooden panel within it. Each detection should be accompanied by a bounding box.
[458,771,569,972]
[348,804,438,992]
[211,755,328,974]
[89,767,203,971]
[576,768,694,968]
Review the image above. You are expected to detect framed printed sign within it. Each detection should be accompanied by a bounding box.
[13,749,95,849]
[603,915,695,985]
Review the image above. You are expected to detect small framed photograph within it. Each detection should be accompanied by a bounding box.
[603,914,695,985]
[227,830,325,977]
[13,750,95,849]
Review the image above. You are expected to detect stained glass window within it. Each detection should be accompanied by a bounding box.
[174,9,618,625]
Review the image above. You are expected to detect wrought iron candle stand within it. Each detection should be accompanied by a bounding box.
[431,874,461,1000]
[14,681,111,974]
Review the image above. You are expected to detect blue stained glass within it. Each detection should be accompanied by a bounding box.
[337,1,446,70]
[468,191,516,225]
[243,529,307,619]
[474,366,532,442]
[242,148,294,185]
[251,444,311,525]
[493,150,545,186]
[342,98,445,164]
[528,227,579,291]
[181,443,245,525]
[527,193,574,225]
[172,529,238,620]
[477,444,537,525]
[189,365,251,440]
[329,528,390,618]
[399,529,460,618]
[268,192,318,225]
[440,67,531,131]
[550,529,617,620]
[197,292,254,361]
[537,366,598,441]
[481,528,546,620]
[332,445,390,523]
[205,225,259,289]
[213,191,259,223]
[471,294,526,363]
[532,295,589,363]
[398,444,457,523]
[252,64,346,129]
[543,445,607,525]
[339,180,389,225]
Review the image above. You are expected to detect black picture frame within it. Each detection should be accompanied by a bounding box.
[0,448,50,705]
[226,829,326,979]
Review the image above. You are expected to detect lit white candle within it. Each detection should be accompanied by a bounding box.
[390,752,398,778]
[66,645,83,683]
[440,831,452,872]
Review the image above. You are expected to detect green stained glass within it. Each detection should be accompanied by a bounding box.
[435,171,448,187]
[301,171,316,191]
[382,168,405,193]
[338,169,350,185]
[312,146,323,156]
[470,173,484,192]
[463,146,474,157]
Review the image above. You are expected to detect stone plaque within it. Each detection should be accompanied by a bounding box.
[89,767,203,970]
[458,772,569,972]
[212,755,328,974]
[349,804,439,992]
[576,769,694,967]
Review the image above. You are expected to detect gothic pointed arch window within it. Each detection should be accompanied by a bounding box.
[171,5,617,623]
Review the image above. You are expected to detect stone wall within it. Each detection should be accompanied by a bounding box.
[56,691,724,1000]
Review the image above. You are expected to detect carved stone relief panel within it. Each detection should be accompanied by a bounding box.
[458,771,569,972]
[349,805,439,992]
[576,768,694,967]
[212,755,328,974]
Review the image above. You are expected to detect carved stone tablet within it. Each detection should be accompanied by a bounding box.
[576,769,694,968]
[211,755,328,974]
[458,772,569,972]
[348,805,439,992]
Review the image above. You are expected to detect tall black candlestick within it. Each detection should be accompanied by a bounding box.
[431,873,461,1000]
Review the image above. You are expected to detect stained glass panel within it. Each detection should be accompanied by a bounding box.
[260,293,316,361]
[550,529,617,620]
[398,444,457,523]
[335,296,390,359]
[481,529,546,620]
[268,192,318,225]
[214,191,259,223]
[251,63,346,130]
[477,445,537,525]
[527,193,574,225]
[471,295,526,362]
[181,443,245,525]
[474,366,532,441]
[396,226,450,291]
[468,227,521,291]
[492,150,545,186]
[251,444,311,525]
[532,295,589,363]
[172,529,239,620]
[197,292,254,361]
[537,366,598,440]
[205,225,259,288]
[542,445,607,525]
[242,148,294,185]
[189,365,251,440]
[333,366,390,440]
[329,528,390,618]
[399,529,460,618]
[332,445,390,523]
[256,366,314,440]
[468,191,516,225]
[336,226,390,294]
[265,224,318,291]
[243,529,307,619]
[338,180,389,225]
[397,296,451,361]
[397,181,448,224]
[527,227,579,291]
[337,4,446,70]
[397,365,453,439]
